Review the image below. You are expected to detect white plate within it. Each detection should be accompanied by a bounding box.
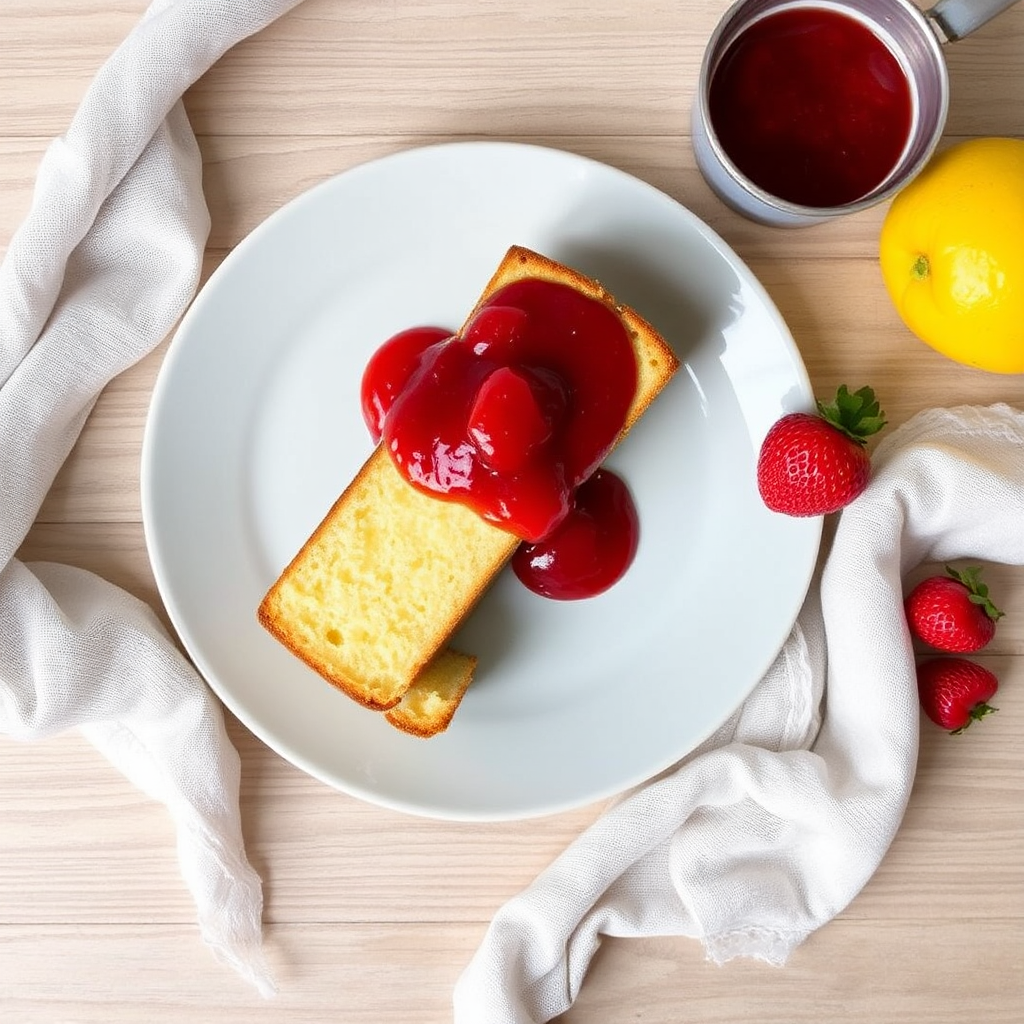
[142,142,821,821]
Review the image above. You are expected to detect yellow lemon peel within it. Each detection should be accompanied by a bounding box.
[879,138,1024,374]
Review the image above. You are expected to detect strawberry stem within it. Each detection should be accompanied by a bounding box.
[950,702,998,734]
[816,385,887,446]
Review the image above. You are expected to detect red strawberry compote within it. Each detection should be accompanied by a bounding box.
[511,469,639,600]
[359,277,642,599]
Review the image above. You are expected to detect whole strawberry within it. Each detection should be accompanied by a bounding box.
[917,657,999,734]
[757,385,887,516]
[905,564,1003,652]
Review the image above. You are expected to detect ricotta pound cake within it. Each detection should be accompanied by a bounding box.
[258,245,679,734]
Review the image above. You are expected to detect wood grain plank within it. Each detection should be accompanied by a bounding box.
[188,2,1024,141]
[0,915,1019,1024]
[3,2,1023,141]
[562,916,1024,1024]
[0,2,145,134]
[0,922,467,1023]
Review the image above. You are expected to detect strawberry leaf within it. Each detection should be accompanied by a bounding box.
[816,385,887,446]
[945,564,1005,621]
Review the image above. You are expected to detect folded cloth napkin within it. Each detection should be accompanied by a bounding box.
[0,0,303,995]
[454,402,1024,1023]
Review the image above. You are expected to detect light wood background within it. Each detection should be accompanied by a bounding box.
[2,1,1022,1021]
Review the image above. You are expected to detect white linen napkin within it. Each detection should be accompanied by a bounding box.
[454,402,1024,1023]
[0,0,303,995]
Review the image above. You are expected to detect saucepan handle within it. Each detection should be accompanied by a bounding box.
[926,0,1021,42]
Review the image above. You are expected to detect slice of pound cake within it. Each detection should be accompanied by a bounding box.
[258,245,678,734]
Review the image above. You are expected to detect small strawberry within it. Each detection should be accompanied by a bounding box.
[467,366,564,474]
[756,385,887,516]
[905,564,1004,652]
[916,657,999,734]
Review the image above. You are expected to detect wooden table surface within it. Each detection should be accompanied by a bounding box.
[3,1,1023,1021]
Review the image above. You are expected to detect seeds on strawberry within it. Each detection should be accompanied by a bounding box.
[905,564,1004,653]
[916,657,999,734]
[756,384,887,517]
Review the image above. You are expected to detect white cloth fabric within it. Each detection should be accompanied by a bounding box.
[1,0,304,995]
[454,402,1024,1023]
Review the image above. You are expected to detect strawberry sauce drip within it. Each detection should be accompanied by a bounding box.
[359,277,642,599]
[511,469,639,600]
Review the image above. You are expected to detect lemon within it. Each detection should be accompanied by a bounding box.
[879,137,1024,374]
